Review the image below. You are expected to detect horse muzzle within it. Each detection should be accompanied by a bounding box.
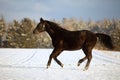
[33,29,39,34]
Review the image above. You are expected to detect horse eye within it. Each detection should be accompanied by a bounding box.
[43,24,45,28]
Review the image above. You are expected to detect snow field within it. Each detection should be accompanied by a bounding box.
[0,49,120,80]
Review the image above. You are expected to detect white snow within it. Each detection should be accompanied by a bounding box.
[0,49,120,80]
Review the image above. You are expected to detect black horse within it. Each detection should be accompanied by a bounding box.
[33,18,113,70]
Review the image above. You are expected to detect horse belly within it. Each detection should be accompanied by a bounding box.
[63,33,86,50]
[64,39,84,50]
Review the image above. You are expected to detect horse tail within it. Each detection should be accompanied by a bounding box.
[96,33,114,49]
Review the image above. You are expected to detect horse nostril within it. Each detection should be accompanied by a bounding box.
[33,30,36,34]
[33,30,39,34]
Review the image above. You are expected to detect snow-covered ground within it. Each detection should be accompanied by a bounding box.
[0,49,120,80]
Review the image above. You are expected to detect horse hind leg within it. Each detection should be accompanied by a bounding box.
[85,53,92,70]
[82,47,92,70]
[77,56,87,66]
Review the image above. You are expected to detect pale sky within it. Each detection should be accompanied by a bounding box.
[0,0,120,22]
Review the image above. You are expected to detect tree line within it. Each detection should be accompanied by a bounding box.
[0,17,120,50]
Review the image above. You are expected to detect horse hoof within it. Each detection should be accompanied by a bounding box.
[83,68,87,71]
[77,63,80,66]
[46,65,50,69]
[83,67,88,71]
[61,64,64,68]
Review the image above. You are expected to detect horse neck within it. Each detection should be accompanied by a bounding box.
[45,25,56,38]
[45,23,67,38]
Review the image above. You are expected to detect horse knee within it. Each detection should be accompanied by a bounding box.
[47,54,55,64]
[50,53,56,59]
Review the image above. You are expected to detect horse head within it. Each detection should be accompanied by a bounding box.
[33,18,46,34]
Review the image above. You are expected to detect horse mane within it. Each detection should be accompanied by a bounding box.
[45,20,68,32]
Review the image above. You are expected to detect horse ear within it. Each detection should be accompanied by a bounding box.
[40,18,44,22]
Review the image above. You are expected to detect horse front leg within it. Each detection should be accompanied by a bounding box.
[47,49,63,68]
[46,54,53,68]
[54,54,63,68]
